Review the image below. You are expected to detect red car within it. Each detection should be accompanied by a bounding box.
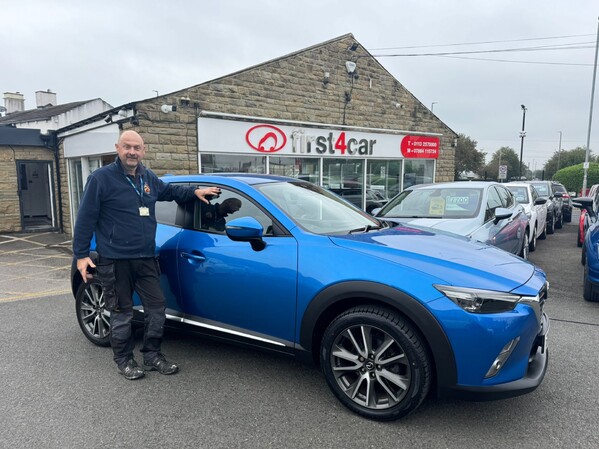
[577,184,599,247]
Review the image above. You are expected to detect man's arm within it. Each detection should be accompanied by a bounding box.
[72,176,101,282]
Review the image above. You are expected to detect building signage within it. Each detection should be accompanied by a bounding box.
[400,135,440,159]
[198,116,441,159]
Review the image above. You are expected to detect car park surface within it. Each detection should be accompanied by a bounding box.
[373,181,530,258]
[70,174,548,421]
[3,212,599,448]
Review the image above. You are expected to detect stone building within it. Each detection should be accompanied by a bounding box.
[9,33,458,235]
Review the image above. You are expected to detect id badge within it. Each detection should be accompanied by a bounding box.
[139,207,150,217]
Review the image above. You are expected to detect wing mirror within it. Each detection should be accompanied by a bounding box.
[225,217,266,251]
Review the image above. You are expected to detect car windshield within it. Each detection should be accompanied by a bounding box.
[507,186,529,204]
[377,187,483,219]
[257,181,381,234]
[530,183,549,196]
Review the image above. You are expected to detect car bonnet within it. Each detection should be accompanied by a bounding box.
[329,225,536,292]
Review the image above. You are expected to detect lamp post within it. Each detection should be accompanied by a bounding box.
[557,131,562,171]
[519,104,527,179]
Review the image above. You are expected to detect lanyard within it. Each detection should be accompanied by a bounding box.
[125,175,144,201]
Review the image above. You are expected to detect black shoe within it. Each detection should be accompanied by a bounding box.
[143,354,179,375]
[117,359,145,380]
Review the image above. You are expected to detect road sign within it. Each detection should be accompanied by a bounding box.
[498,165,508,180]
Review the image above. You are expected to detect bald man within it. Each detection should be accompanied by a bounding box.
[73,130,220,380]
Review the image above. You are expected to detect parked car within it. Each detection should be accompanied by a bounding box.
[525,181,564,234]
[576,184,599,247]
[329,187,388,213]
[572,196,599,301]
[551,182,573,222]
[71,174,549,421]
[506,182,548,252]
[373,181,530,259]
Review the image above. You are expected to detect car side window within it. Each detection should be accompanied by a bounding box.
[193,187,275,236]
[497,186,514,208]
[485,186,503,222]
[531,187,538,203]
[155,182,193,227]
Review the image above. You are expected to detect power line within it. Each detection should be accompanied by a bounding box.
[439,55,593,66]
[370,34,596,51]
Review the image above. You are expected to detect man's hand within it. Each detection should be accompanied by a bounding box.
[195,187,221,204]
[77,257,96,283]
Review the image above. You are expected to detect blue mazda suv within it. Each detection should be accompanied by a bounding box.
[71,174,549,421]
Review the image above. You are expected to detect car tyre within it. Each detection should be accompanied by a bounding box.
[564,211,572,223]
[547,213,555,234]
[529,226,537,252]
[76,277,111,347]
[577,226,583,248]
[520,229,530,260]
[555,213,563,229]
[583,266,599,302]
[539,221,547,240]
[321,305,431,421]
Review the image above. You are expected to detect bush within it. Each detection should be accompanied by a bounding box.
[553,163,599,194]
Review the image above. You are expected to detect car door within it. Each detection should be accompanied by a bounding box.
[175,186,299,346]
[481,186,523,254]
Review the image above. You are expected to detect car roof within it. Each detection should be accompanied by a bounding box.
[160,173,298,185]
[409,181,497,190]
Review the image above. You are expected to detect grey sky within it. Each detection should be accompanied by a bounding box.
[2,0,598,169]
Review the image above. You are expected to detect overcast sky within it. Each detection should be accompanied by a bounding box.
[2,0,598,169]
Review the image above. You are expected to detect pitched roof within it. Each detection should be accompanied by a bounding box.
[0,100,92,124]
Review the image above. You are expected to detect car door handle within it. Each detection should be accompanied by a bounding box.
[180,252,206,263]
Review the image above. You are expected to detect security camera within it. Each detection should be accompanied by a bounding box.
[103,115,112,123]
[161,104,177,113]
[345,61,357,74]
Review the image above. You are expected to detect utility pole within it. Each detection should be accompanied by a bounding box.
[519,105,527,179]
[583,17,599,195]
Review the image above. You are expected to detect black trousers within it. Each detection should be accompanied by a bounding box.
[104,257,166,367]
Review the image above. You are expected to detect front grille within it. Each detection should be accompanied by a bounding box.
[538,282,548,314]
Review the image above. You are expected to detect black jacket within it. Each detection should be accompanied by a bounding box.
[73,157,197,259]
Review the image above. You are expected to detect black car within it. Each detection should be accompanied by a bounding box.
[552,182,573,222]
[526,181,564,234]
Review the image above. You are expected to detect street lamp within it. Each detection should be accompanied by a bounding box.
[519,104,527,179]
[557,131,562,171]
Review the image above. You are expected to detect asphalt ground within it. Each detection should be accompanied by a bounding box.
[1,214,599,449]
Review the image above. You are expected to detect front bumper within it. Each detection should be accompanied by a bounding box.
[441,311,549,401]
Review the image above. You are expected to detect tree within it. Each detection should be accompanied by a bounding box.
[454,133,486,180]
[553,162,599,194]
[482,147,521,181]
[543,147,594,179]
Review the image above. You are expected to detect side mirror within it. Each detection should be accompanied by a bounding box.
[554,192,563,198]
[371,207,382,216]
[225,217,266,251]
[494,207,512,224]
[573,198,595,218]
[534,197,548,205]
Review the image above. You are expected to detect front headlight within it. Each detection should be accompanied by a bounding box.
[434,285,522,314]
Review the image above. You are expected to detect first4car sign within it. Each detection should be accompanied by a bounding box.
[198,116,441,159]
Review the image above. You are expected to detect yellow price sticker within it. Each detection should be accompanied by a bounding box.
[429,197,445,215]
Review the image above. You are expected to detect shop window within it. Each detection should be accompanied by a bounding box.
[268,157,320,184]
[367,160,402,202]
[201,154,265,174]
[323,159,364,209]
[403,160,434,190]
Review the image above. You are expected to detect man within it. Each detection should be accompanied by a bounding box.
[73,130,220,380]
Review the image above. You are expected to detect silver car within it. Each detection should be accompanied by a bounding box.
[506,182,548,252]
[374,181,530,258]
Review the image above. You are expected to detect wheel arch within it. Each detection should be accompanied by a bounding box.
[70,251,98,298]
[299,281,457,393]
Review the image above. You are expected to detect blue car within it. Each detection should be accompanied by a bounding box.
[573,197,599,301]
[71,174,549,421]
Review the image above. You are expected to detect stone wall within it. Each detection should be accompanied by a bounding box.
[59,34,457,234]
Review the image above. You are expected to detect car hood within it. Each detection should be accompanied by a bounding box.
[389,217,479,236]
[329,224,535,292]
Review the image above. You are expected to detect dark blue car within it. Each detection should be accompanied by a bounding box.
[573,197,599,301]
[71,174,549,421]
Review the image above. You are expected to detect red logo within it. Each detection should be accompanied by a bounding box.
[144,183,151,193]
[245,124,287,153]
[400,136,439,159]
